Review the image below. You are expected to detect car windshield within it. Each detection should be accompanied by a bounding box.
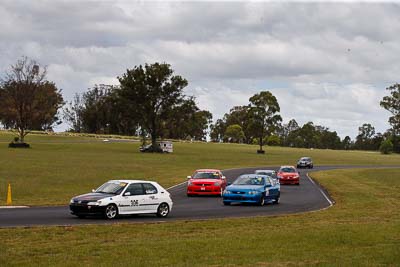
[280,168,296,173]
[233,176,265,185]
[255,171,277,178]
[193,172,220,179]
[95,182,128,194]
[300,158,310,161]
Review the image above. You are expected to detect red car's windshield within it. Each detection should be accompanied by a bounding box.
[193,172,220,179]
[280,168,296,173]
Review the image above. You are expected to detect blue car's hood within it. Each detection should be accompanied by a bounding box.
[226,185,264,191]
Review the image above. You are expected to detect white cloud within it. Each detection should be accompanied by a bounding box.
[0,1,397,138]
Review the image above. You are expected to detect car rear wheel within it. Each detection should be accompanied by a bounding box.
[156,203,170,218]
[104,204,118,219]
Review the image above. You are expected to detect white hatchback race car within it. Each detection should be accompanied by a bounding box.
[69,180,173,219]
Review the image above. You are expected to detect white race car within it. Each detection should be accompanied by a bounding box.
[69,180,173,219]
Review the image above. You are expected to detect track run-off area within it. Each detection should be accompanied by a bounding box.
[0,165,398,228]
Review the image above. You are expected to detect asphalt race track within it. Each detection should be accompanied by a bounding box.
[0,165,397,228]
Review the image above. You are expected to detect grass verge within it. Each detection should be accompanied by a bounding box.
[0,168,399,266]
[0,133,399,206]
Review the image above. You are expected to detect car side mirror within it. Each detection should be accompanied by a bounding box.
[187,176,192,179]
[222,176,226,180]
[92,189,95,193]
[124,192,131,196]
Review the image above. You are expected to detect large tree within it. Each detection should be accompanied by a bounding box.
[118,63,188,150]
[380,83,400,135]
[224,124,245,143]
[0,57,64,143]
[248,91,282,152]
[64,85,139,135]
[355,123,376,150]
[163,97,212,141]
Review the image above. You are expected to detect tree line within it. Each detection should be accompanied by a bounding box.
[210,84,400,154]
[0,57,399,154]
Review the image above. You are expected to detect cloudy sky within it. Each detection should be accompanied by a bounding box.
[1,1,398,138]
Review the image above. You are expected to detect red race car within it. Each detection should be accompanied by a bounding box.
[277,166,300,185]
[187,169,227,196]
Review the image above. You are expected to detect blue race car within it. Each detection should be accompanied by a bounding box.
[222,174,280,206]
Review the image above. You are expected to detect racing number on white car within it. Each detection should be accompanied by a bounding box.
[131,200,139,206]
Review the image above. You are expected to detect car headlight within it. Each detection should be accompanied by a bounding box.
[223,190,231,194]
[88,200,102,206]
[188,181,193,186]
[277,175,282,179]
[248,190,260,195]
[265,189,269,196]
[70,198,74,204]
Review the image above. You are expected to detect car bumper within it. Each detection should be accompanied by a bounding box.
[279,178,299,184]
[69,204,106,216]
[187,185,222,195]
[222,194,275,204]
[297,164,311,168]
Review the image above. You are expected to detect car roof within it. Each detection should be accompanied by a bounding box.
[240,174,270,178]
[195,169,221,172]
[300,157,311,159]
[107,179,156,184]
[255,169,275,172]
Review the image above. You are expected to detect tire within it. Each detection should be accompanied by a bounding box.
[156,203,170,218]
[273,194,280,204]
[104,204,118,219]
[187,193,193,197]
[223,201,230,206]
[77,214,86,219]
[258,194,265,206]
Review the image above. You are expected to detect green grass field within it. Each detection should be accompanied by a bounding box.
[0,168,399,266]
[0,131,399,206]
[0,132,399,266]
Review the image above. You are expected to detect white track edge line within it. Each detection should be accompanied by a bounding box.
[167,181,187,190]
[306,172,333,206]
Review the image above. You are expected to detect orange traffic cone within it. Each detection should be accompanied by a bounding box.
[6,183,12,205]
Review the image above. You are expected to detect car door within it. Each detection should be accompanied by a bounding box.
[141,183,161,213]
[119,183,146,214]
[266,177,279,198]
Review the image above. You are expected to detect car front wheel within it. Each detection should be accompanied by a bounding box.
[104,204,118,219]
[274,195,280,204]
[156,203,170,218]
[258,194,265,206]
